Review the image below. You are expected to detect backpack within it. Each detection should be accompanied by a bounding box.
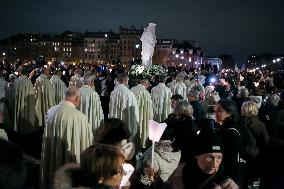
[226,126,258,163]
[94,78,102,95]
[105,77,115,93]
[239,125,258,163]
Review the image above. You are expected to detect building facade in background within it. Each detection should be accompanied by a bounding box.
[152,39,173,65]
[119,26,143,64]
[0,27,205,68]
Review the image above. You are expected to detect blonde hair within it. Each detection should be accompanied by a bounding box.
[241,100,258,116]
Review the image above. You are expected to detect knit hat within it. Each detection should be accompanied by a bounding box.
[194,126,223,156]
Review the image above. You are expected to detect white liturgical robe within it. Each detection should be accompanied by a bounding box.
[171,81,187,100]
[3,78,19,127]
[167,80,176,92]
[69,74,83,89]
[13,76,36,134]
[34,74,55,127]
[50,75,67,105]
[79,85,104,133]
[0,78,6,113]
[109,84,139,140]
[131,84,153,148]
[151,83,172,122]
[40,100,93,189]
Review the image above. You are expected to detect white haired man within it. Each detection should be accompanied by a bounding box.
[34,67,55,127]
[109,73,139,142]
[50,70,67,105]
[79,74,104,133]
[151,75,172,122]
[131,78,153,149]
[40,86,93,189]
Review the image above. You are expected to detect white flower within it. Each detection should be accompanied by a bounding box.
[129,64,168,78]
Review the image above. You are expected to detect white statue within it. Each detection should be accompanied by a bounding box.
[140,23,157,67]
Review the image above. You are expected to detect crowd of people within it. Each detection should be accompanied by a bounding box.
[0,59,284,189]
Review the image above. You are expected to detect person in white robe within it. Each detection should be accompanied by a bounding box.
[151,75,172,122]
[79,74,104,133]
[34,67,55,127]
[40,86,93,189]
[131,79,153,149]
[13,68,37,134]
[171,74,187,100]
[0,110,8,141]
[69,68,83,89]
[109,73,139,141]
[50,70,67,105]
[0,70,6,113]
[167,74,177,92]
[3,74,19,127]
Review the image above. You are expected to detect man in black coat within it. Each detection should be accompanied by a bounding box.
[188,90,205,120]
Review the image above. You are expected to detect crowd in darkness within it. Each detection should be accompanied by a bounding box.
[1,57,284,189]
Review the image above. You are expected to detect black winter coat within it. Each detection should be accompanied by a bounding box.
[215,119,242,186]
[240,115,269,152]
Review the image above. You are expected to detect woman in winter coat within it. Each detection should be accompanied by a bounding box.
[214,99,243,187]
[240,101,269,154]
[164,100,198,163]
[240,100,269,186]
[53,144,126,189]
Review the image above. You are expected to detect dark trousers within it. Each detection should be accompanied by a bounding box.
[100,96,110,120]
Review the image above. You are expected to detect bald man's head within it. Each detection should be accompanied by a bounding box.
[64,86,81,108]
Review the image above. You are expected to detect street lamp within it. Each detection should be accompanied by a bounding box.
[135,44,140,62]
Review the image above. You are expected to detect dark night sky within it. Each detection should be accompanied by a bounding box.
[1,0,284,64]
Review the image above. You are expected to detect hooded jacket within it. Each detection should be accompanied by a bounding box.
[139,140,181,186]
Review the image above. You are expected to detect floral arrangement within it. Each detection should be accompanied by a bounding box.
[129,64,168,79]
[143,64,168,77]
[129,65,145,77]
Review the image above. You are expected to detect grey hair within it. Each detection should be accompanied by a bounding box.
[238,87,249,98]
[267,94,280,107]
[140,78,149,85]
[83,75,96,85]
[174,100,193,117]
[117,73,129,83]
[64,86,80,98]
[188,90,200,99]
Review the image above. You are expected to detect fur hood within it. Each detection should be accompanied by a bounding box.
[53,163,92,189]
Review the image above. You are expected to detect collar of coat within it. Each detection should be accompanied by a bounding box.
[60,100,76,109]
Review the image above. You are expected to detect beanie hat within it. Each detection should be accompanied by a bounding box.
[194,126,223,156]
